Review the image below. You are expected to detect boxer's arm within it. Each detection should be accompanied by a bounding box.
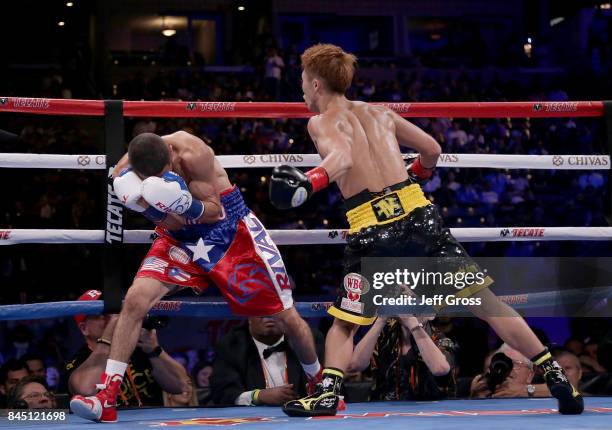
[307,116,354,182]
[390,111,441,169]
[268,116,352,209]
[112,152,130,179]
[163,131,223,223]
[182,147,223,223]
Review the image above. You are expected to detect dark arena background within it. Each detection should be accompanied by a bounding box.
[1,0,612,428]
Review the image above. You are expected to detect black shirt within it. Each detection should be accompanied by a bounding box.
[370,319,456,401]
[64,345,163,407]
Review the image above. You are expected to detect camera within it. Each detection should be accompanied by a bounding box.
[485,352,513,391]
[142,315,169,331]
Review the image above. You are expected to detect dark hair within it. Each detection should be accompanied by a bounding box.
[0,359,29,384]
[21,353,44,364]
[128,132,170,177]
[191,361,213,381]
[7,375,51,408]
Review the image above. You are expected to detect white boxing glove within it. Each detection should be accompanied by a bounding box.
[141,172,204,220]
[113,168,146,212]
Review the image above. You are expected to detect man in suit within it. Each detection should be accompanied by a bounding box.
[211,317,324,406]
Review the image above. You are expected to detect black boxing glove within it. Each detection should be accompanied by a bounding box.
[269,165,329,210]
[405,155,435,185]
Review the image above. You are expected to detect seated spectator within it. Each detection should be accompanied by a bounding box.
[470,344,551,398]
[599,329,612,372]
[349,315,455,401]
[580,342,606,373]
[21,353,46,380]
[0,359,29,408]
[65,290,189,407]
[7,375,56,409]
[1,325,37,362]
[480,182,499,205]
[162,377,198,407]
[565,338,584,357]
[556,351,583,391]
[211,316,324,406]
[192,361,213,405]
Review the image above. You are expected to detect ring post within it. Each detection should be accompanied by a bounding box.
[103,100,125,314]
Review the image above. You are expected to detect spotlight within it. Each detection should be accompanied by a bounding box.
[58,21,65,27]
[66,2,74,6]
[161,16,176,37]
[550,17,565,26]
[238,6,246,11]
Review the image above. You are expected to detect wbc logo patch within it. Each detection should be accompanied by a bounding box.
[340,273,370,314]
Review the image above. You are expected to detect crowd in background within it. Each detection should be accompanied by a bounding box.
[1,23,612,409]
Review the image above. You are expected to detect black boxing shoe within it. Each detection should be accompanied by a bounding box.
[533,350,583,415]
[282,368,343,417]
[543,360,584,415]
[282,391,340,417]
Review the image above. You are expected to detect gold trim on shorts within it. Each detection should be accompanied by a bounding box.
[328,305,376,325]
[346,184,431,234]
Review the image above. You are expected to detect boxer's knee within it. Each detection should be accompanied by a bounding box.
[469,287,518,320]
[272,307,304,332]
[332,318,359,336]
[123,277,166,319]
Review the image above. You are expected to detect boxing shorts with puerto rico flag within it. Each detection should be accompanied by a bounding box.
[136,185,294,317]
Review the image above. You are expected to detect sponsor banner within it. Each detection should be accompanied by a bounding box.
[0,153,609,170]
[105,173,124,244]
[0,97,104,115]
[361,257,612,317]
[185,102,236,112]
[150,300,182,312]
[1,227,612,246]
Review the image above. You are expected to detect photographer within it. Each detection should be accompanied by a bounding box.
[471,344,549,398]
[349,315,455,401]
[64,290,188,407]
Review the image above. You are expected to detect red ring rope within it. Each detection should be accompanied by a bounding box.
[0,97,604,118]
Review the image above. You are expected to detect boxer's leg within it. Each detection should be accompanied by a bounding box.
[324,318,359,371]
[273,307,318,371]
[109,277,171,363]
[469,288,583,414]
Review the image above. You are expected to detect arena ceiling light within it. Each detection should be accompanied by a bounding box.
[550,17,565,26]
[161,16,176,37]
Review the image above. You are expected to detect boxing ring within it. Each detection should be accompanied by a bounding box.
[1,399,612,429]
[1,98,612,427]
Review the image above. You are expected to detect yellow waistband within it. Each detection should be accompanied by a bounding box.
[346,184,430,234]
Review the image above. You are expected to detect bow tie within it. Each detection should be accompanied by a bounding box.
[263,340,287,359]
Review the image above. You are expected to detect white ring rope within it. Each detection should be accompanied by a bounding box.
[0,153,609,170]
[0,227,611,245]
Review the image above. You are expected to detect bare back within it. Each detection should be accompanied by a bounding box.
[309,101,408,198]
[162,131,232,200]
